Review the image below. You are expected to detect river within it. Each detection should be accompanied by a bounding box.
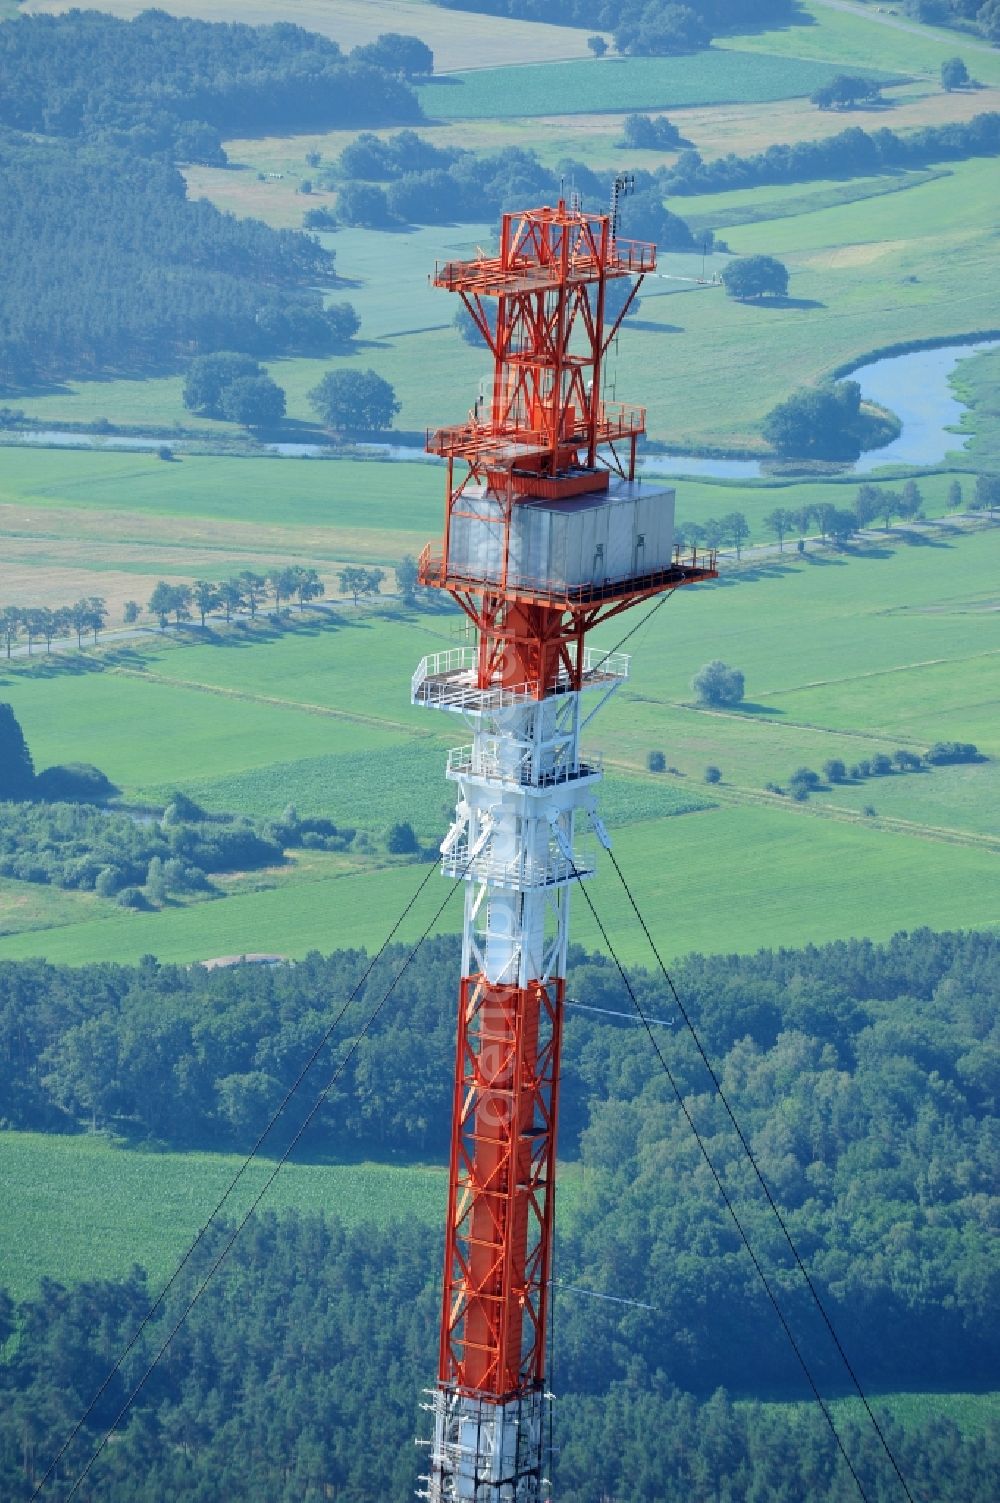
[5,339,997,477]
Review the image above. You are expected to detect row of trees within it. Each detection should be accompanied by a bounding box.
[661,111,1000,195]
[147,568,325,629]
[676,510,750,557]
[769,743,982,800]
[0,598,107,657]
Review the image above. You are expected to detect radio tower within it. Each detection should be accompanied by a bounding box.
[412,195,716,1503]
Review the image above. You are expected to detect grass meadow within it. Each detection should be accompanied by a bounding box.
[0,525,996,965]
[0,1130,587,1303]
[416,51,898,120]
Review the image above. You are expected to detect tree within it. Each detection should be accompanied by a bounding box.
[324,303,361,349]
[0,702,34,798]
[395,555,419,604]
[335,181,393,228]
[587,35,608,57]
[823,758,847,783]
[947,478,963,510]
[217,579,246,623]
[941,57,970,90]
[183,353,262,418]
[647,750,666,772]
[352,33,433,78]
[811,74,882,110]
[704,765,722,783]
[148,583,187,629]
[219,375,286,429]
[615,6,710,56]
[763,508,791,551]
[762,381,865,461]
[291,567,325,609]
[385,820,419,854]
[309,369,400,434]
[721,255,789,301]
[0,607,21,659]
[191,581,221,628]
[67,598,95,648]
[898,479,922,520]
[973,473,1000,519]
[123,600,141,625]
[827,507,858,544]
[338,567,384,605]
[701,517,725,551]
[879,489,903,529]
[692,660,745,708]
[267,568,299,613]
[721,511,750,559]
[853,483,881,528]
[238,572,268,619]
[621,113,682,149]
[303,205,336,230]
[85,597,107,644]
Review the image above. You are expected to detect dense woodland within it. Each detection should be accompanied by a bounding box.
[0,11,420,151]
[0,9,431,387]
[0,134,344,386]
[2,930,997,1396]
[435,0,1000,46]
[434,0,799,53]
[0,930,997,1497]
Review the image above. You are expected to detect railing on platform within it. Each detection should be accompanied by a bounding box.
[441,842,595,890]
[446,744,603,789]
[412,644,630,712]
[425,401,645,463]
[431,237,656,296]
[416,540,718,604]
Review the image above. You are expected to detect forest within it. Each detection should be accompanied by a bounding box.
[0,134,342,386]
[0,11,421,149]
[1,929,997,1400]
[433,0,799,53]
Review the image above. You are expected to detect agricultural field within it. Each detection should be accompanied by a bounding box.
[0,520,996,967]
[749,1389,1000,1443]
[17,155,998,449]
[0,1130,587,1301]
[415,50,897,120]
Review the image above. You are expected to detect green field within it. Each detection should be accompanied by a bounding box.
[0,522,996,966]
[15,150,998,450]
[747,1388,1000,1442]
[416,50,897,120]
[0,1130,588,1302]
[720,0,1000,88]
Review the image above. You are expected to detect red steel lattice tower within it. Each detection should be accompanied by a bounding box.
[412,199,716,1503]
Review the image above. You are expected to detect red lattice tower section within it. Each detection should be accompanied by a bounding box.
[415,200,716,1503]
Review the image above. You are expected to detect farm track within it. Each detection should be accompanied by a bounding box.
[108,664,430,737]
[625,694,929,747]
[617,770,1000,852]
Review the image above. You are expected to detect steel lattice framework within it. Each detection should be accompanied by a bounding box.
[413,200,716,1503]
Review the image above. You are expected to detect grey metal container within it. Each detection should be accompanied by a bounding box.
[447,477,675,593]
